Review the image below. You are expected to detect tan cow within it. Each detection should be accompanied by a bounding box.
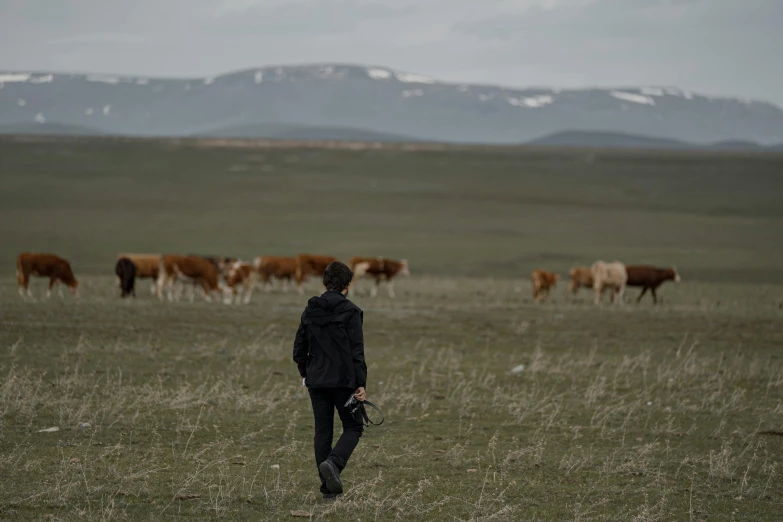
[349,256,410,298]
[591,260,627,306]
[254,256,297,292]
[531,269,559,303]
[117,253,161,295]
[566,266,594,298]
[223,261,257,305]
[157,255,222,302]
[17,252,79,299]
[295,254,337,295]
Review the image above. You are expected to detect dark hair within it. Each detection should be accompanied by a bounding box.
[323,261,353,292]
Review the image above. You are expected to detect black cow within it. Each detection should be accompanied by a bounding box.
[115,257,137,298]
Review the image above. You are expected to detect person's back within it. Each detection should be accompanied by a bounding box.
[293,261,367,499]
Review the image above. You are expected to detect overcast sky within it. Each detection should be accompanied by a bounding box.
[1,0,781,105]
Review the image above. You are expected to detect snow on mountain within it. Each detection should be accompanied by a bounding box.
[1,64,782,145]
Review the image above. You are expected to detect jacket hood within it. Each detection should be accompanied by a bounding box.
[304,290,358,325]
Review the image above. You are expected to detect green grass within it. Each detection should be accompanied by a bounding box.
[1,137,782,282]
[0,137,782,520]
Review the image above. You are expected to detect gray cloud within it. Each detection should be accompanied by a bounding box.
[0,0,781,106]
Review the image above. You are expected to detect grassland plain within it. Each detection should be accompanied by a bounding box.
[1,137,782,521]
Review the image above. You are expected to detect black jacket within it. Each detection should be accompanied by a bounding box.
[293,290,367,389]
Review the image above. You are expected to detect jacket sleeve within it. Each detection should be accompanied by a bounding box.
[348,310,367,388]
[292,316,309,379]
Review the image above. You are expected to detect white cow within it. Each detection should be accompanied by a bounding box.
[591,260,627,306]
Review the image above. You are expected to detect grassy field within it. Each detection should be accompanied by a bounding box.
[1,137,782,520]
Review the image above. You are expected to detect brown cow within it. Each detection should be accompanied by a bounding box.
[117,253,161,295]
[566,266,594,298]
[625,265,681,304]
[157,255,222,302]
[223,261,257,305]
[295,254,337,295]
[349,256,410,298]
[17,252,79,299]
[531,269,559,303]
[254,256,297,292]
[189,254,237,280]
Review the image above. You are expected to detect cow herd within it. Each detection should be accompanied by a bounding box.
[16,251,679,306]
[15,252,410,304]
[533,261,681,305]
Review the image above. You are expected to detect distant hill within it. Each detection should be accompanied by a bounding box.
[0,122,105,136]
[709,140,766,151]
[196,123,421,142]
[527,130,783,151]
[527,130,694,150]
[2,65,783,146]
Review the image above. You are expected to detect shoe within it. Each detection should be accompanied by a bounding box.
[322,493,342,501]
[318,459,343,495]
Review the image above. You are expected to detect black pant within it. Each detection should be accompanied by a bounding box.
[308,387,364,494]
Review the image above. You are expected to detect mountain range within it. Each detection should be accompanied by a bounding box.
[2,64,783,148]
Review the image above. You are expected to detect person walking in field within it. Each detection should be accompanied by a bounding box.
[293,261,368,500]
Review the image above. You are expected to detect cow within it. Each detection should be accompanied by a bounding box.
[591,260,627,306]
[625,265,681,304]
[116,253,161,295]
[531,269,559,303]
[115,257,136,298]
[253,255,297,292]
[566,266,594,298]
[156,255,223,302]
[189,254,237,279]
[178,255,237,301]
[17,252,79,299]
[295,254,337,295]
[223,261,257,305]
[349,257,410,298]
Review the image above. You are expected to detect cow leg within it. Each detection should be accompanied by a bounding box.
[18,271,29,299]
[651,288,658,305]
[616,284,626,306]
[47,278,56,299]
[150,281,157,295]
[637,287,648,303]
[58,281,64,299]
[169,280,178,302]
[370,277,379,298]
[223,287,234,305]
[243,280,253,304]
[167,278,177,302]
[387,278,396,299]
[199,279,212,303]
[155,274,167,300]
[593,284,602,306]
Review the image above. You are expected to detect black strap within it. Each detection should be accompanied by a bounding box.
[357,400,384,427]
